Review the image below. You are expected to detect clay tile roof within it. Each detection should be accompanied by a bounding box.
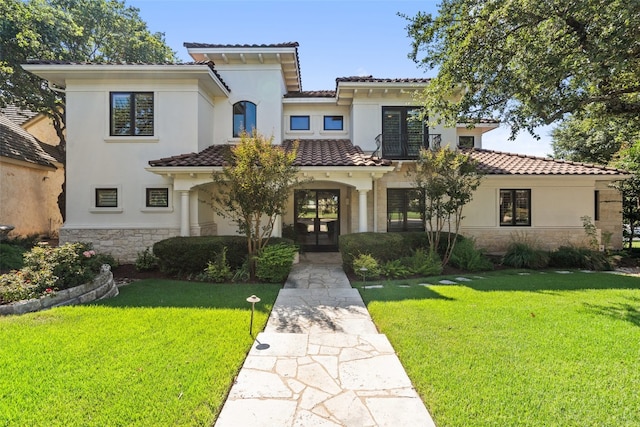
[0,114,60,168]
[335,76,432,84]
[148,140,391,168]
[183,42,300,49]
[465,148,626,175]
[284,90,336,98]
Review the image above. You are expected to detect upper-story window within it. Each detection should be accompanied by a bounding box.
[233,101,257,137]
[110,92,154,136]
[458,136,475,149]
[323,115,343,131]
[381,106,429,159]
[290,115,310,130]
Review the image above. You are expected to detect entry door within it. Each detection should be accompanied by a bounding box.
[294,190,340,252]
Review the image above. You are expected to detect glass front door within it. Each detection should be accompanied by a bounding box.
[294,190,340,251]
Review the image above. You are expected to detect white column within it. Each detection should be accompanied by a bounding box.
[358,189,368,232]
[180,190,190,236]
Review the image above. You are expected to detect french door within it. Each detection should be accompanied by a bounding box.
[294,190,340,252]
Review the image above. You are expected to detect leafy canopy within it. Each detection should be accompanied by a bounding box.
[404,0,640,137]
[0,0,177,142]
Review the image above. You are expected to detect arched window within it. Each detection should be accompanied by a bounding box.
[233,101,256,137]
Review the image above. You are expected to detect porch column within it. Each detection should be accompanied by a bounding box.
[358,189,368,232]
[180,190,190,236]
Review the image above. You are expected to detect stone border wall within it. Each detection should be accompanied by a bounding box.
[462,227,594,254]
[0,264,118,316]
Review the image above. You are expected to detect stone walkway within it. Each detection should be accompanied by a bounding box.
[214,253,436,427]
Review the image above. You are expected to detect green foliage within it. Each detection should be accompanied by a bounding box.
[153,236,248,274]
[449,238,494,272]
[339,232,412,273]
[379,259,413,279]
[549,246,612,271]
[207,131,301,279]
[403,0,640,137]
[581,215,599,249]
[255,243,297,283]
[135,247,159,272]
[0,244,25,270]
[352,254,380,279]
[198,247,232,283]
[400,248,443,276]
[502,242,550,269]
[411,148,482,266]
[0,270,43,303]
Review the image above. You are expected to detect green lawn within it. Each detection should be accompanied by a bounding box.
[357,270,640,427]
[0,280,281,426]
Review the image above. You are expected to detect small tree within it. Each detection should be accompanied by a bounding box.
[411,147,483,266]
[210,131,300,279]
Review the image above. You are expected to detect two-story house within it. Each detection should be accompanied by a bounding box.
[23,42,627,262]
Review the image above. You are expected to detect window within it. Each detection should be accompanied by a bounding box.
[323,115,343,131]
[500,189,531,226]
[382,106,428,158]
[110,92,154,136]
[458,136,475,148]
[95,188,118,208]
[594,190,600,221]
[146,188,169,208]
[387,189,425,232]
[290,115,310,130]
[233,101,257,137]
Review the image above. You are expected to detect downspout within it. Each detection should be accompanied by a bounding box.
[47,81,66,94]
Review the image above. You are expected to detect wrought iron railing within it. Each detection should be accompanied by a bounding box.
[377,133,442,159]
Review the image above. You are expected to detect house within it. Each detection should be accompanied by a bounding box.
[0,109,64,238]
[22,42,627,262]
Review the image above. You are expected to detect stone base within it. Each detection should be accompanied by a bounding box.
[59,227,180,263]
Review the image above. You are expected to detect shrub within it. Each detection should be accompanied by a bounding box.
[450,238,494,272]
[502,242,550,269]
[401,248,443,276]
[0,244,25,270]
[135,247,159,272]
[549,246,612,271]
[255,243,297,283]
[340,233,411,273]
[379,259,412,279]
[0,271,41,304]
[153,236,293,275]
[352,253,381,279]
[199,247,233,283]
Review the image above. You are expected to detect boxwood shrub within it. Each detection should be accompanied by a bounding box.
[153,236,293,275]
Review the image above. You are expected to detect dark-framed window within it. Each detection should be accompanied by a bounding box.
[146,188,169,208]
[110,92,154,136]
[233,101,257,137]
[323,115,343,131]
[500,189,531,226]
[458,135,475,148]
[381,106,428,158]
[95,188,118,208]
[594,190,600,221]
[387,188,425,232]
[290,115,310,130]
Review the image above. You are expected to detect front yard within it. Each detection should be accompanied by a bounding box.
[0,280,280,426]
[357,270,640,427]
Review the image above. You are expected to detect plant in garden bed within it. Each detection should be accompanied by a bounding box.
[134,247,159,272]
[255,243,297,283]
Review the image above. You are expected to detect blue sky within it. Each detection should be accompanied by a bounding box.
[129,0,554,156]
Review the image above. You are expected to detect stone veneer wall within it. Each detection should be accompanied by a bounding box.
[595,183,624,250]
[461,227,594,254]
[0,265,118,316]
[60,227,180,263]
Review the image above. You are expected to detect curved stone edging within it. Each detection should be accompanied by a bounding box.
[0,264,119,316]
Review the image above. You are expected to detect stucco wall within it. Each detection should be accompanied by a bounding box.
[0,160,63,237]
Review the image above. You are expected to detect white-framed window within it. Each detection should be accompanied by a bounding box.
[91,185,123,213]
[290,115,310,130]
[323,115,343,131]
[458,135,475,148]
[233,101,257,137]
[110,92,154,136]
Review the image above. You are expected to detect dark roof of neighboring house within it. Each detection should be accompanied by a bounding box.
[336,76,432,84]
[148,139,391,168]
[284,90,336,98]
[465,148,626,175]
[24,60,231,93]
[0,105,38,125]
[0,114,61,168]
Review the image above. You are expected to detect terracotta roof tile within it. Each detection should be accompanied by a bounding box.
[0,114,59,168]
[183,42,300,49]
[284,91,336,98]
[148,140,390,168]
[465,148,625,175]
[336,76,431,84]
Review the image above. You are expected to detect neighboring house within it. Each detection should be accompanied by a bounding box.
[0,111,64,237]
[22,42,627,262]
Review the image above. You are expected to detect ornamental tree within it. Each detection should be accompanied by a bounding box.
[210,131,300,279]
[403,0,640,138]
[410,147,483,266]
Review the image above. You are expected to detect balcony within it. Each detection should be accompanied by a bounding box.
[376,133,442,159]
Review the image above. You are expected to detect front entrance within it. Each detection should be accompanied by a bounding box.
[294,190,340,252]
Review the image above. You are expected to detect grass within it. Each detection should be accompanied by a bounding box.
[0,279,281,426]
[357,270,640,427]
